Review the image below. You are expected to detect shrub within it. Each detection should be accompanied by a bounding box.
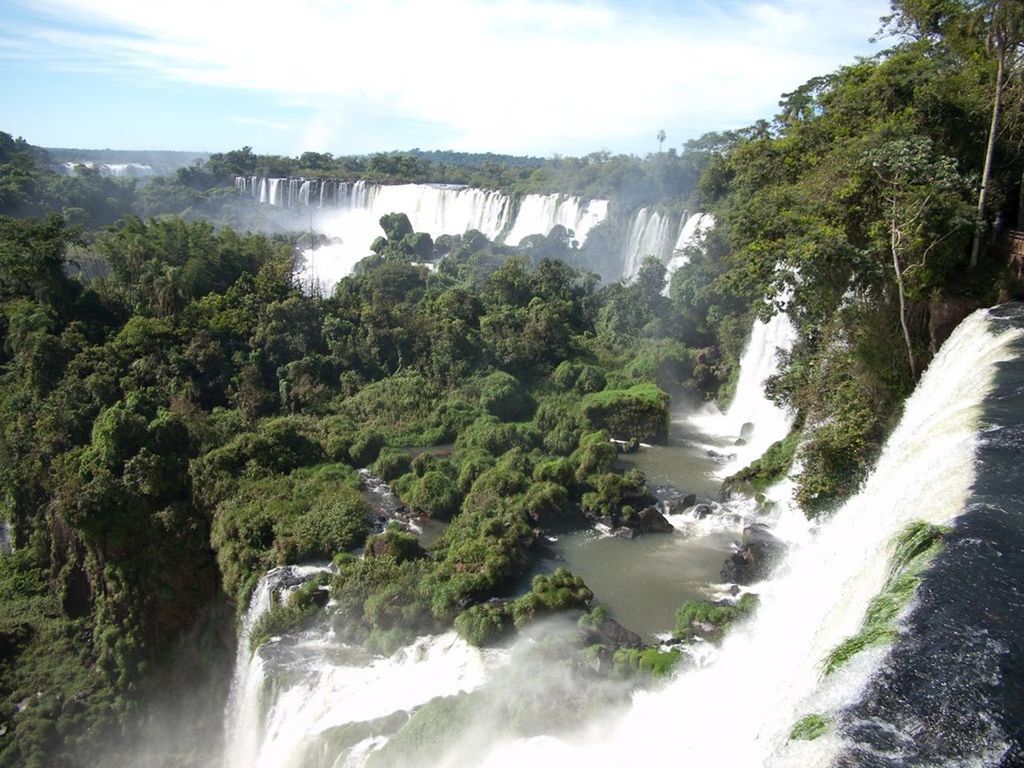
[404,471,461,520]
[277,488,373,562]
[349,429,384,467]
[478,371,533,421]
[579,383,669,442]
[454,602,513,647]
[372,449,413,481]
[365,525,425,563]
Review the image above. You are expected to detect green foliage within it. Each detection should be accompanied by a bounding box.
[211,464,369,605]
[725,429,800,493]
[365,524,425,563]
[579,383,669,442]
[403,471,461,520]
[348,429,384,467]
[790,714,830,741]
[612,647,681,679]
[477,370,534,421]
[371,448,413,481]
[453,602,513,647]
[249,575,329,650]
[674,593,759,641]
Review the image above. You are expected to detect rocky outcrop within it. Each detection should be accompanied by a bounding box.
[929,296,982,355]
[721,524,785,584]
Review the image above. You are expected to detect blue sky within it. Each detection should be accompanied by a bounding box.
[0,0,891,157]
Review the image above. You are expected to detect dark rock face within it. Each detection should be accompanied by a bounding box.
[721,524,785,584]
[578,614,643,650]
[634,506,674,534]
[929,296,981,354]
[691,503,713,519]
[664,493,698,514]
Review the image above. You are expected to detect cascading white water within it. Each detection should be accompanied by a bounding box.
[223,564,331,768]
[503,194,609,247]
[59,161,155,177]
[465,308,1024,768]
[222,564,509,768]
[664,212,715,285]
[689,311,798,478]
[237,177,608,294]
[621,208,675,280]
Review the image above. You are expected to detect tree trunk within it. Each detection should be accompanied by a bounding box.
[970,49,1005,269]
[892,205,917,380]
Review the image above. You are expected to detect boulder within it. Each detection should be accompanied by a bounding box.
[720,524,785,584]
[691,503,713,520]
[664,493,698,514]
[633,506,674,534]
[612,526,639,540]
[578,614,643,650]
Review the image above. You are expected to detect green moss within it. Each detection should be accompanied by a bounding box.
[822,520,948,676]
[725,429,801,493]
[674,594,759,641]
[612,647,681,679]
[790,713,829,741]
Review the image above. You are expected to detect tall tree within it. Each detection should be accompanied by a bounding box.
[969,0,1024,267]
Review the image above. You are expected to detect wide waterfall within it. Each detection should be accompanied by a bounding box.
[218,306,1024,768]
[236,176,609,293]
[502,193,608,247]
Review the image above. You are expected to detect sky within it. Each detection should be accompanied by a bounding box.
[0,0,892,157]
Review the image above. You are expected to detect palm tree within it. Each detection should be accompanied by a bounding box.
[657,129,667,153]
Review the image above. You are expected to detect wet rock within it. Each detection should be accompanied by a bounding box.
[664,493,698,514]
[929,296,981,354]
[578,614,643,650]
[612,526,639,540]
[309,587,331,608]
[706,449,737,463]
[634,506,674,534]
[691,503,713,519]
[740,422,755,440]
[721,524,785,584]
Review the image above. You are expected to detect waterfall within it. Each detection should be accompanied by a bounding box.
[689,310,798,478]
[223,564,332,768]
[218,308,1024,767]
[59,161,155,178]
[270,179,608,294]
[222,566,508,768]
[665,212,715,284]
[503,194,609,247]
[468,307,1024,768]
[620,208,676,280]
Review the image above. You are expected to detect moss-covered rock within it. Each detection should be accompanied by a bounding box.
[579,383,669,442]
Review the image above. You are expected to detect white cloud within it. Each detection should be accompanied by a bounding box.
[3,0,889,154]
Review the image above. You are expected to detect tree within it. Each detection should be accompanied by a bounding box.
[867,137,973,378]
[969,0,1024,268]
[657,129,667,153]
